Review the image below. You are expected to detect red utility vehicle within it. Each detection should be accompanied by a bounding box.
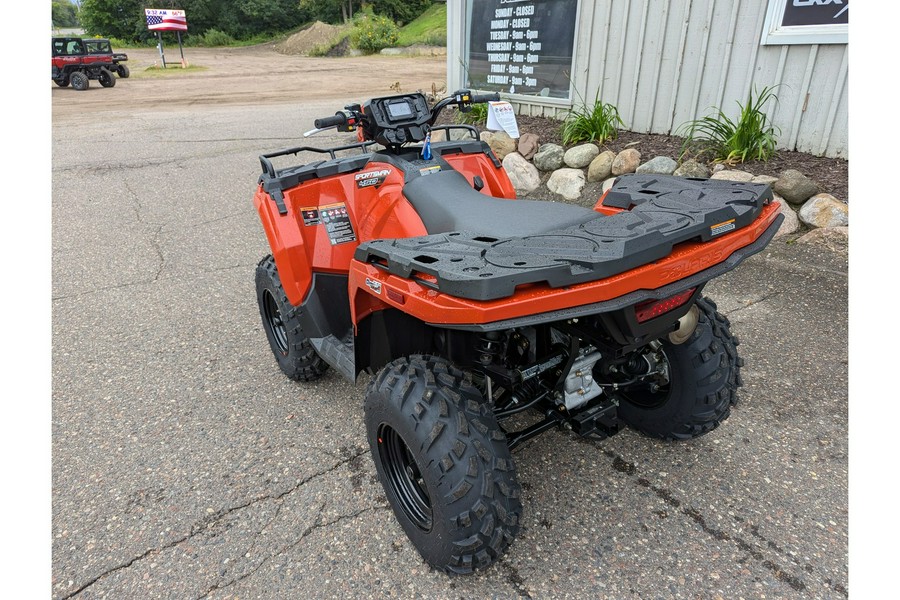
[52,37,118,90]
[252,91,783,573]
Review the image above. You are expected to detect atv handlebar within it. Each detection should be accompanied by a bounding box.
[470,93,501,104]
[314,113,348,129]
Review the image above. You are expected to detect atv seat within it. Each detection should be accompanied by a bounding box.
[402,170,600,237]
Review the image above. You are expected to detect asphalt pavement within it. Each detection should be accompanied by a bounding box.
[51,97,848,599]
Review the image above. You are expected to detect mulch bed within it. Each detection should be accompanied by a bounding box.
[497,114,849,203]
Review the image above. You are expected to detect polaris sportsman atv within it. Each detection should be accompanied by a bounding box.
[252,90,783,574]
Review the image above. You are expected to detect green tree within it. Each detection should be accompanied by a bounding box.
[52,1,80,28]
[369,0,431,25]
[78,0,144,39]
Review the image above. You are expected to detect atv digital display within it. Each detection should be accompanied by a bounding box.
[386,101,413,120]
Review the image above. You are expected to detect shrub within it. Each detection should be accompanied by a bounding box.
[350,12,400,54]
[677,86,780,164]
[454,102,489,126]
[198,29,235,47]
[560,94,624,145]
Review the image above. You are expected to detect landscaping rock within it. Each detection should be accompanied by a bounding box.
[533,143,565,172]
[517,133,540,160]
[673,160,710,178]
[547,168,586,201]
[773,169,819,205]
[481,131,517,161]
[751,174,779,186]
[798,193,848,228]
[636,156,678,175]
[773,195,800,240]
[712,163,726,174]
[587,151,616,183]
[502,152,541,195]
[710,169,754,182]
[796,226,849,253]
[564,144,600,169]
[611,149,641,176]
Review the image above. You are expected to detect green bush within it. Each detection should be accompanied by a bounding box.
[454,102,489,126]
[560,94,624,145]
[198,29,236,47]
[350,12,400,54]
[677,86,780,164]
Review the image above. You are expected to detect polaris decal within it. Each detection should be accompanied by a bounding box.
[355,169,391,189]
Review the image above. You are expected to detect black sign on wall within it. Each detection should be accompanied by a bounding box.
[466,0,578,100]
[781,0,848,27]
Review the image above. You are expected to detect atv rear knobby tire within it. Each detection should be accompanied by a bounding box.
[618,297,744,441]
[55,76,70,87]
[98,68,116,88]
[255,255,329,382]
[70,71,89,91]
[117,65,130,78]
[365,356,522,574]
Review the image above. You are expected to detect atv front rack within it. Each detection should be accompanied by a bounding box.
[355,175,774,302]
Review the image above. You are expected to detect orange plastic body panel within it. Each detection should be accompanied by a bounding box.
[348,201,782,327]
[254,149,512,307]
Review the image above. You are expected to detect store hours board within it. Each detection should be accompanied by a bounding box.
[466,0,578,100]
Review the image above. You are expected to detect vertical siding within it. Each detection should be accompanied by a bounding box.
[449,0,848,157]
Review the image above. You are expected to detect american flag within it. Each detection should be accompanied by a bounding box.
[145,9,188,32]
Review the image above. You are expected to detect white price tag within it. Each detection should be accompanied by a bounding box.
[486,101,520,138]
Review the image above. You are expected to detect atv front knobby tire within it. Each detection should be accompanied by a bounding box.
[55,76,70,87]
[117,65,130,78]
[365,356,522,574]
[255,255,329,381]
[70,71,89,91]
[618,297,743,440]
[98,67,116,88]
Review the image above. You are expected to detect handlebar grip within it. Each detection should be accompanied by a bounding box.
[471,93,501,103]
[314,113,347,129]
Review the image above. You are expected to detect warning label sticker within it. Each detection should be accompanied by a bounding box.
[320,203,356,245]
[710,219,736,237]
[300,207,320,226]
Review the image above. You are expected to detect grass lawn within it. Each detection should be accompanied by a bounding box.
[396,4,447,47]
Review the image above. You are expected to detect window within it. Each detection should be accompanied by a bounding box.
[761,0,848,45]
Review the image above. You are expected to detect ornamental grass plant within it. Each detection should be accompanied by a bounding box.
[678,86,781,164]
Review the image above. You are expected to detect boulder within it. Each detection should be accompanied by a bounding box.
[773,169,819,205]
[533,143,565,172]
[673,160,710,179]
[636,156,678,175]
[796,227,849,253]
[798,193,849,228]
[751,174,779,186]
[564,143,600,169]
[587,151,616,182]
[547,168,586,201]
[517,133,540,160]
[773,195,800,240]
[611,148,641,176]
[502,152,541,195]
[481,131,517,161]
[710,169,754,182]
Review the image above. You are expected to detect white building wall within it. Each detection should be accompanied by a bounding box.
[447,0,848,157]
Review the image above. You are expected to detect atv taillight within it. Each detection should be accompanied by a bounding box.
[634,288,696,323]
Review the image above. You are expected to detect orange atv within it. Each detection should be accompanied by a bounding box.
[252,91,782,574]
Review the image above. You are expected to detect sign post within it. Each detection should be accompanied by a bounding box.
[145,9,189,67]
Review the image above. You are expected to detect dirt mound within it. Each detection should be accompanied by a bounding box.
[275,21,349,56]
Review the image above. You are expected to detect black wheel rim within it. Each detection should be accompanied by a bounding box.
[378,424,432,531]
[261,289,288,354]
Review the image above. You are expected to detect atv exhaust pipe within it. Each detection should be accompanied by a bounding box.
[668,304,700,345]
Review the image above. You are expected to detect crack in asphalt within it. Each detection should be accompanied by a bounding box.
[58,448,367,600]
[722,288,790,316]
[599,447,849,595]
[500,559,533,599]
[195,504,388,600]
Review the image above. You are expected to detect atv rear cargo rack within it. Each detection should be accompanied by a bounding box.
[355,175,775,302]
